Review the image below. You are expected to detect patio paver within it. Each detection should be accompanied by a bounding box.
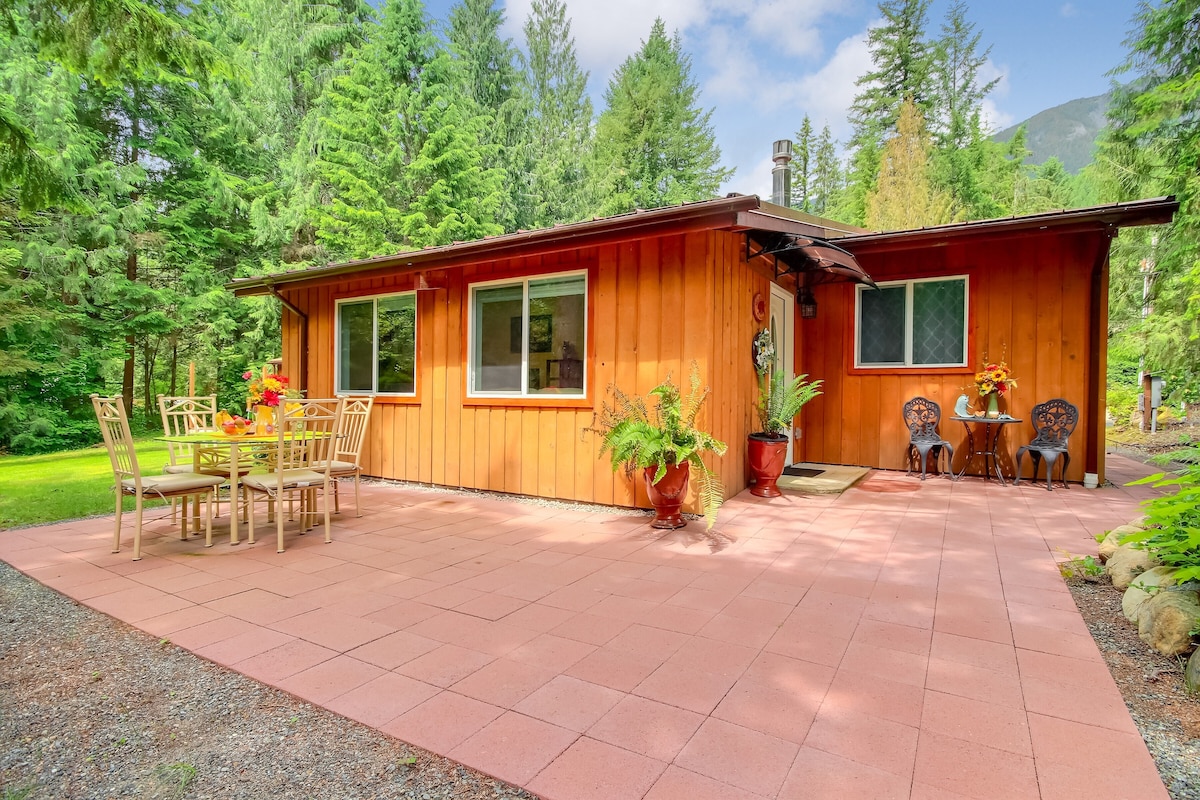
[0,453,1173,799]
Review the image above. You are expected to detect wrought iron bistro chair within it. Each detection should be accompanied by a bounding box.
[1015,399,1079,491]
[330,395,375,517]
[903,396,956,480]
[92,395,225,560]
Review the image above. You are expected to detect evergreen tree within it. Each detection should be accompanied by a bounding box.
[865,98,951,230]
[591,19,732,216]
[1099,0,1200,394]
[811,124,843,217]
[928,1,1001,219]
[521,0,593,227]
[448,0,531,232]
[845,0,934,225]
[791,115,814,211]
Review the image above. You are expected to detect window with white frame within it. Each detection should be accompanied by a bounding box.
[336,292,417,395]
[856,276,968,368]
[469,271,587,397]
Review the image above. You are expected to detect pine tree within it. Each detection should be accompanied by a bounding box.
[791,115,814,211]
[521,0,593,227]
[591,19,732,216]
[865,99,951,230]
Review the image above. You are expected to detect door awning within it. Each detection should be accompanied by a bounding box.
[746,232,877,288]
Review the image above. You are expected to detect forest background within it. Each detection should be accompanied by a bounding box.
[0,0,1196,455]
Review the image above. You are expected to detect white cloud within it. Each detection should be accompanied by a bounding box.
[978,59,1013,133]
[770,32,873,144]
[1059,3,1078,18]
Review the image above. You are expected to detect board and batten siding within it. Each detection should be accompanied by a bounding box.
[279,230,772,512]
[797,229,1108,483]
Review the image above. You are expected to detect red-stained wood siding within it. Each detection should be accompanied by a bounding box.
[279,230,770,512]
[799,230,1109,483]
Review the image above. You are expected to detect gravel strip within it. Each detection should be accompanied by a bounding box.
[1068,578,1200,800]
[0,561,536,800]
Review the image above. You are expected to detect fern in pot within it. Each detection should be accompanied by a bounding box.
[749,328,822,498]
[586,362,727,529]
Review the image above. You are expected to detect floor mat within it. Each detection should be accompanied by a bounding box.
[774,462,871,494]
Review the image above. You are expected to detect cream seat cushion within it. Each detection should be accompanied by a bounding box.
[241,469,327,492]
[122,473,225,495]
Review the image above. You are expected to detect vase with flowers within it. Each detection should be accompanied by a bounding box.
[244,370,300,432]
[974,360,1017,418]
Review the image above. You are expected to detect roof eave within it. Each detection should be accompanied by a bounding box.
[228,195,768,297]
[837,197,1179,254]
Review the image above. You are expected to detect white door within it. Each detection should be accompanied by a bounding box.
[768,282,795,465]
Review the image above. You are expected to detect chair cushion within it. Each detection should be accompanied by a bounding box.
[163,463,241,478]
[123,472,225,495]
[242,469,328,492]
[329,460,359,474]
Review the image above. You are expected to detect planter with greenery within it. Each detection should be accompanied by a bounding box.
[586,363,726,529]
[749,328,822,498]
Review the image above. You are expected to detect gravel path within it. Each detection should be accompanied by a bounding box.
[0,561,535,800]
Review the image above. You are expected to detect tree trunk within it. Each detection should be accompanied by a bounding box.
[122,91,141,417]
[169,337,178,396]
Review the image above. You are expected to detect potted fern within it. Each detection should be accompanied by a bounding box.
[749,328,822,498]
[586,363,727,529]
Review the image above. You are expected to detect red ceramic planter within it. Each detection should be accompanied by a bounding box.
[748,433,788,498]
[644,462,690,529]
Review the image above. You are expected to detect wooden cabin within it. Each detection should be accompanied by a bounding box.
[229,195,1176,511]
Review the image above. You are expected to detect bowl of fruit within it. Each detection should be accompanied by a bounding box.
[221,416,249,436]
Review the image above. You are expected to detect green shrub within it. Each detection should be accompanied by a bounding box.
[1124,456,1200,584]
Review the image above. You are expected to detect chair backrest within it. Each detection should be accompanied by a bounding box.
[1029,398,1078,448]
[275,398,344,474]
[903,396,944,444]
[92,394,141,489]
[158,395,218,466]
[334,395,375,465]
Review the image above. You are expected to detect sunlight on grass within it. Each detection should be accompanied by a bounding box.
[0,440,171,528]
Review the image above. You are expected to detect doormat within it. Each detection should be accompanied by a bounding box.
[774,463,871,494]
[782,466,824,478]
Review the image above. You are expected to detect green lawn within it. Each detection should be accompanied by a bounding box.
[0,440,172,528]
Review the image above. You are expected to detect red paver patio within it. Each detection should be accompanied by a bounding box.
[0,453,1173,799]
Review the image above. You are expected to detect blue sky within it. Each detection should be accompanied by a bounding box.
[421,0,1140,197]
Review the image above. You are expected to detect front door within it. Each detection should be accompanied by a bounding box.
[768,283,795,464]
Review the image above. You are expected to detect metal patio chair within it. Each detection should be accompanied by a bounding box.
[903,396,956,480]
[1015,398,1078,490]
[93,395,225,560]
[330,395,375,517]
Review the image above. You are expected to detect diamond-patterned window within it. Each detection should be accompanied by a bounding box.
[856,277,968,368]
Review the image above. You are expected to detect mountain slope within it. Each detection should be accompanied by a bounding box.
[993,93,1110,173]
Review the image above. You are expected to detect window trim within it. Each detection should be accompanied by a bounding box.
[466,268,589,400]
[854,275,969,369]
[334,290,418,397]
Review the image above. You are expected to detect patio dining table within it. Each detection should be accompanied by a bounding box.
[158,430,279,545]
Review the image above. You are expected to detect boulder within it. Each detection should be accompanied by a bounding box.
[1187,647,1200,694]
[1136,589,1200,656]
[1105,545,1159,590]
[1121,566,1178,623]
[1098,531,1123,562]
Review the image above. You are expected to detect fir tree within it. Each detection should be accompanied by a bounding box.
[521,0,593,227]
[791,115,814,211]
[591,18,732,216]
[811,124,843,217]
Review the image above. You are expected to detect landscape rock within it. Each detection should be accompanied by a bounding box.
[1121,566,1179,623]
[1137,589,1200,656]
[1187,647,1200,693]
[1098,530,1124,562]
[1106,545,1159,590]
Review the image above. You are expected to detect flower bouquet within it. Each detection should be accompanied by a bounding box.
[974,360,1017,417]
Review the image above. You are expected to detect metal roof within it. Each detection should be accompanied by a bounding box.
[227,195,860,296]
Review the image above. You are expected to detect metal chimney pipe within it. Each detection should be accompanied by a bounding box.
[771,139,793,207]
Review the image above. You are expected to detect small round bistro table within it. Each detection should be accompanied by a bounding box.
[950,415,1023,485]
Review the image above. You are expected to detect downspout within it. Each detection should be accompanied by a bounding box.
[269,286,309,394]
[1084,226,1116,488]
